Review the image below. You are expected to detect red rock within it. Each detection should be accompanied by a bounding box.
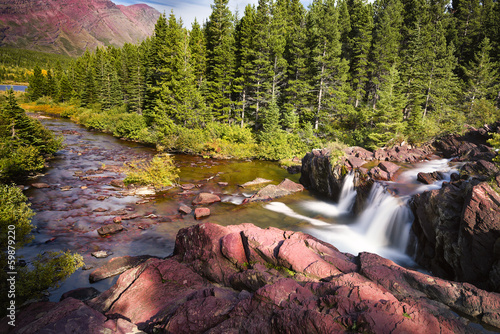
[88,258,207,324]
[192,193,221,205]
[195,207,211,219]
[89,255,152,283]
[369,167,390,181]
[179,205,192,214]
[31,182,50,189]
[346,155,367,169]
[109,179,124,188]
[239,178,272,188]
[417,171,444,184]
[378,161,400,178]
[10,222,500,333]
[60,287,100,302]
[180,183,196,190]
[221,232,247,267]
[277,178,304,192]
[97,224,123,236]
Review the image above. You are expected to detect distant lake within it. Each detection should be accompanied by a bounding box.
[0,84,27,92]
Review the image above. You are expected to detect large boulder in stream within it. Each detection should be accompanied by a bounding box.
[6,223,500,333]
[411,179,500,292]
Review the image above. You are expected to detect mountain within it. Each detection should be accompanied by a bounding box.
[0,0,160,57]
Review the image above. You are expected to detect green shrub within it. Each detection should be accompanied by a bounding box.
[113,113,147,141]
[325,140,348,166]
[0,185,83,316]
[0,146,45,178]
[124,153,179,188]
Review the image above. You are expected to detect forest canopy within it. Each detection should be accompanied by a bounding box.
[23,0,500,158]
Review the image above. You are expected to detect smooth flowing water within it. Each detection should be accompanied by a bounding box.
[22,114,458,301]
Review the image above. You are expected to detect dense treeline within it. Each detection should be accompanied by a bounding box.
[0,48,72,84]
[26,0,500,158]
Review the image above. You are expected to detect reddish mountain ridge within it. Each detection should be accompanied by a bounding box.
[0,0,160,56]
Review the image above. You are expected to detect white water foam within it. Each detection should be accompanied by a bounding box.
[300,171,357,218]
[264,159,455,264]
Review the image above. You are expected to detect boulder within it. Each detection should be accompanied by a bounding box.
[239,177,273,188]
[97,224,124,236]
[192,193,221,205]
[195,207,211,219]
[411,180,500,292]
[369,167,390,181]
[417,171,445,184]
[244,179,304,202]
[179,204,192,214]
[378,161,400,179]
[89,255,153,283]
[91,250,112,259]
[180,183,196,190]
[60,287,100,302]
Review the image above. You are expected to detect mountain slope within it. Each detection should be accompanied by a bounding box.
[0,0,160,57]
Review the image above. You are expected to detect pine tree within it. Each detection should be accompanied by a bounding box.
[206,0,236,122]
[462,37,499,114]
[122,43,145,114]
[189,19,207,90]
[282,0,309,130]
[451,0,483,70]
[28,65,45,101]
[346,0,374,108]
[144,14,168,122]
[368,0,403,109]
[307,0,351,131]
[153,12,206,127]
[57,73,73,102]
[234,4,257,127]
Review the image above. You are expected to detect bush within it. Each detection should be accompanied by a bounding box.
[325,140,348,165]
[0,185,83,316]
[0,145,45,179]
[124,153,179,188]
[113,113,148,141]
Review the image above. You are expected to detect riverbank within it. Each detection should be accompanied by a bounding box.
[20,100,319,164]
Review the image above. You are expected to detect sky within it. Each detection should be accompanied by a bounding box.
[114,0,311,27]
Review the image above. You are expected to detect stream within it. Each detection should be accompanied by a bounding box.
[21,114,455,302]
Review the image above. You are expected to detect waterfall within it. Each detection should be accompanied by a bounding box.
[264,160,458,264]
[338,171,357,213]
[300,171,357,217]
[353,183,413,252]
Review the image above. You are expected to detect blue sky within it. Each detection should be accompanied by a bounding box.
[115,0,311,27]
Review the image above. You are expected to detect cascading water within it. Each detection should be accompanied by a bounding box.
[264,159,459,265]
[298,171,357,218]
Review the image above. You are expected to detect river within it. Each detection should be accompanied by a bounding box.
[22,114,452,302]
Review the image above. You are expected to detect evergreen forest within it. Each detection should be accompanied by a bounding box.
[23,0,500,160]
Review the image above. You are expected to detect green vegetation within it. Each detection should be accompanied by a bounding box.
[124,153,179,188]
[0,47,72,84]
[0,92,82,316]
[0,184,84,317]
[17,0,500,160]
[0,90,63,181]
